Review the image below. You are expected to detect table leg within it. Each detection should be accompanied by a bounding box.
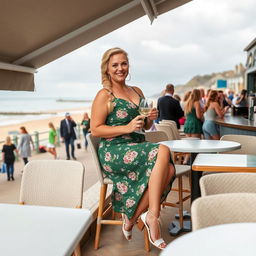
[169,152,202,236]
[190,153,202,202]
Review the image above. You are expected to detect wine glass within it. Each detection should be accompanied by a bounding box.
[136,98,153,134]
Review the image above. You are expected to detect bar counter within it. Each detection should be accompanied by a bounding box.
[215,114,256,136]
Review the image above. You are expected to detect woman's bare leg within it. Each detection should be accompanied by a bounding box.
[123,145,175,246]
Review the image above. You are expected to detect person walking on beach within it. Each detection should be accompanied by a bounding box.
[2,136,18,181]
[18,126,34,166]
[81,112,90,150]
[60,112,77,160]
[47,122,57,159]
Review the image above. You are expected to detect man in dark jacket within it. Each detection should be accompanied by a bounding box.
[157,84,184,129]
[60,112,77,160]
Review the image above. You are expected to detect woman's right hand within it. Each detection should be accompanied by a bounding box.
[126,115,145,133]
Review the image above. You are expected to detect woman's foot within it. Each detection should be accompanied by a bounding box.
[122,214,135,241]
[141,210,166,250]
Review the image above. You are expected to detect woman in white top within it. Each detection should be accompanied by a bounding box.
[202,90,229,140]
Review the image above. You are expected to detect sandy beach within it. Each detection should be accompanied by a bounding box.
[0,106,91,142]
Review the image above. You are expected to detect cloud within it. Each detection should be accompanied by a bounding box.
[31,0,256,97]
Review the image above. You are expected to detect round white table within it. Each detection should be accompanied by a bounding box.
[161,223,256,256]
[161,140,241,200]
[161,139,241,154]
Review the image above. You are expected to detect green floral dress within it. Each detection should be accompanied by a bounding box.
[98,94,175,219]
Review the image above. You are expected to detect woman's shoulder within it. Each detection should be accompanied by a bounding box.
[130,86,143,97]
[95,88,113,100]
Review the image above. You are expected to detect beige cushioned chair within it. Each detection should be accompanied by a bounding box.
[87,134,150,251]
[19,159,85,255]
[200,173,256,196]
[220,134,256,155]
[191,193,256,231]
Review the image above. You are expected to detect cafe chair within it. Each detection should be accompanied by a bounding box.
[220,134,256,155]
[145,131,191,232]
[145,130,168,143]
[19,159,85,256]
[200,173,256,196]
[87,134,150,251]
[191,193,256,231]
[159,120,185,138]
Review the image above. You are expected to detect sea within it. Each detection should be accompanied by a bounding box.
[0,96,92,127]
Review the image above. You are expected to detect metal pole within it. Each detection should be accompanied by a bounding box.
[34,131,40,153]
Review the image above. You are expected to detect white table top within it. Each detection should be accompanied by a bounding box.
[0,204,92,256]
[161,139,241,153]
[193,153,256,172]
[161,223,256,256]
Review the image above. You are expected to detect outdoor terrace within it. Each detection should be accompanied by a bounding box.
[0,142,190,256]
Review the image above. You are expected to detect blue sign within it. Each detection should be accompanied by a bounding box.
[217,79,227,88]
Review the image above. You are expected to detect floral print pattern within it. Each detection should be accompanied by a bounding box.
[98,96,174,219]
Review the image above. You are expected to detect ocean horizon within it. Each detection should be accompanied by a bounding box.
[0,96,92,126]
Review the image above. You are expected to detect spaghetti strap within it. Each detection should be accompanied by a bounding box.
[130,86,143,98]
[103,88,116,98]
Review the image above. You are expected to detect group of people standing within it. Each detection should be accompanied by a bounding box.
[1,112,90,181]
[158,85,248,142]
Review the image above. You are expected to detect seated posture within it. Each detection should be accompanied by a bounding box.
[91,48,175,250]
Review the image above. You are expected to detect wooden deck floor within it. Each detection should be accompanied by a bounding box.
[82,178,191,256]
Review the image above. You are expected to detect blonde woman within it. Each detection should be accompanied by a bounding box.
[184,89,204,138]
[2,136,18,181]
[47,122,57,159]
[91,48,175,250]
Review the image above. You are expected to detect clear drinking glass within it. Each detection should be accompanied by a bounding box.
[136,98,153,134]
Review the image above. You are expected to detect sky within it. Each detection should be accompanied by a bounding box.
[4,0,256,99]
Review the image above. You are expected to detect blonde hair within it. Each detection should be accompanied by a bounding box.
[185,89,201,114]
[183,91,191,102]
[48,122,56,132]
[5,136,12,145]
[101,47,129,112]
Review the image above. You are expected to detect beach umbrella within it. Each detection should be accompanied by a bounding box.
[0,0,191,91]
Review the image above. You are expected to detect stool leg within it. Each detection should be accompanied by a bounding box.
[94,184,107,249]
[178,176,184,228]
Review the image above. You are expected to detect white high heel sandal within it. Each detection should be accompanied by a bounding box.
[140,210,166,250]
[121,214,133,241]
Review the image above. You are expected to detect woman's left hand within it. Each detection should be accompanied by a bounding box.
[147,108,158,121]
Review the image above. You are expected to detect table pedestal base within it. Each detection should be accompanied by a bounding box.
[175,210,191,220]
[169,220,191,236]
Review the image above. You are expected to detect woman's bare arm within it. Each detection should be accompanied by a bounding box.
[194,101,203,119]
